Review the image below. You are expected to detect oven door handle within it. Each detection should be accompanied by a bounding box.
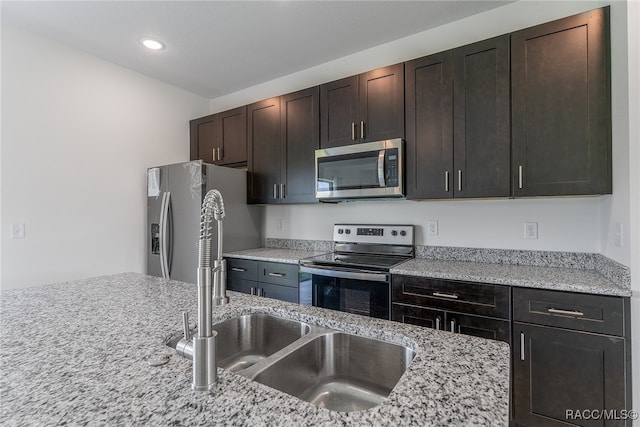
[300,264,389,282]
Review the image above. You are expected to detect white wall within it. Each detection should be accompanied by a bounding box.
[0,26,210,290]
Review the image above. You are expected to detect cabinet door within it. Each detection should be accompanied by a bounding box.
[280,87,319,203]
[189,114,217,164]
[247,97,281,204]
[453,35,510,198]
[320,75,358,148]
[227,277,255,295]
[358,63,405,143]
[405,51,454,199]
[447,312,510,344]
[513,322,628,427]
[512,7,611,196]
[259,282,299,304]
[216,106,247,166]
[392,303,445,330]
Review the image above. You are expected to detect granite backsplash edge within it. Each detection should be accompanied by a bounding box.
[265,238,630,290]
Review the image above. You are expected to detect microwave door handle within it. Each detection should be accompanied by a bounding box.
[377,150,386,187]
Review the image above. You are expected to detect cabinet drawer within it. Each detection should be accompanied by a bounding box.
[226,258,258,281]
[258,261,299,288]
[513,288,627,336]
[392,275,510,319]
[392,303,444,330]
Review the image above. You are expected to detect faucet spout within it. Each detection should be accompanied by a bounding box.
[188,189,229,391]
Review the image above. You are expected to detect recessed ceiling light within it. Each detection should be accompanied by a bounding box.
[140,38,165,51]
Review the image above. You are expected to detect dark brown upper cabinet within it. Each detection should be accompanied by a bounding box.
[320,63,404,148]
[280,87,320,204]
[190,114,216,164]
[190,106,247,166]
[247,87,319,204]
[511,7,611,196]
[405,36,510,199]
[405,51,454,199]
[247,97,281,204]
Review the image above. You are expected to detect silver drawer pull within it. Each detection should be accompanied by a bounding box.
[267,272,285,278]
[548,308,584,317]
[520,332,525,361]
[231,267,247,272]
[433,292,459,299]
[435,317,441,330]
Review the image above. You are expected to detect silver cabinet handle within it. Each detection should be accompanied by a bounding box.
[518,165,523,189]
[267,272,285,277]
[450,319,456,333]
[351,122,357,140]
[520,332,525,361]
[458,170,462,192]
[280,183,285,199]
[445,171,449,192]
[360,121,365,140]
[273,184,278,200]
[217,147,222,161]
[259,288,264,297]
[250,287,255,295]
[433,292,459,299]
[435,317,441,331]
[231,267,246,272]
[212,148,216,161]
[548,308,585,317]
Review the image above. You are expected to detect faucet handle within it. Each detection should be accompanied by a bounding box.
[182,311,191,341]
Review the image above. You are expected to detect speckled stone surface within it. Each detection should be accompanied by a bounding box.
[266,238,334,252]
[223,247,329,264]
[392,259,630,297]
[0,273,509,426]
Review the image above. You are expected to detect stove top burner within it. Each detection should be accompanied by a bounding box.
[301,252,411,271]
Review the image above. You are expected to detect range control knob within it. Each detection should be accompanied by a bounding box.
[400,230,407,236]
[338,229,344,234]
[345,229,351,234]
[391,230,398,236]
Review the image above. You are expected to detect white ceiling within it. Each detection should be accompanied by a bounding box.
[2,1,513,99]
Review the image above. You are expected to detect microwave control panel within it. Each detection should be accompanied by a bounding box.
[385,148,399,187]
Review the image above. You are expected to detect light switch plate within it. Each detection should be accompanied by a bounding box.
[10,223,25,239]
[427,220,439,236]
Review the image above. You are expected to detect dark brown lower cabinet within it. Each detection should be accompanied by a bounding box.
[513,323,628,427]
[392,303,511,343]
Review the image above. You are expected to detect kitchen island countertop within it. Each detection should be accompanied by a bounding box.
[0,273,509,426]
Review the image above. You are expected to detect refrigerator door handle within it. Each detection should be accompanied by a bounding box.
[159,192,171,279]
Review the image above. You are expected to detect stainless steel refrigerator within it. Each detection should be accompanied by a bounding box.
[146,160,262,283]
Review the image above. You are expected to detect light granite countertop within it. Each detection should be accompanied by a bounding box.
[391,258,631,297]
[224,247,329,264]
[0,273,509,426]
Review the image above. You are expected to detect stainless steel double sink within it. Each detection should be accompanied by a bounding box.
[167,313,416,412]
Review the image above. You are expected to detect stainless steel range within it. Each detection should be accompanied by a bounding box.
[300,224,414,320]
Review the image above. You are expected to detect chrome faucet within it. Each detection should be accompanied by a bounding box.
[177,189,228,392]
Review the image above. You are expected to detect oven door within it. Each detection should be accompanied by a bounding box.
[300,265,390,320]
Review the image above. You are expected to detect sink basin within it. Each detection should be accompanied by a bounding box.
[251,332,415,412]
[212,313,311,372]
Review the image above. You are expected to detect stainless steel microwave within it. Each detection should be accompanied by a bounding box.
[315,139,404,200]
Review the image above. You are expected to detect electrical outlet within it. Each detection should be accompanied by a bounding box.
[614,222,623,247]
[276,218,284,232]
[10,223,25,239]
[524,222,538,240]
[427,220,439,236]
